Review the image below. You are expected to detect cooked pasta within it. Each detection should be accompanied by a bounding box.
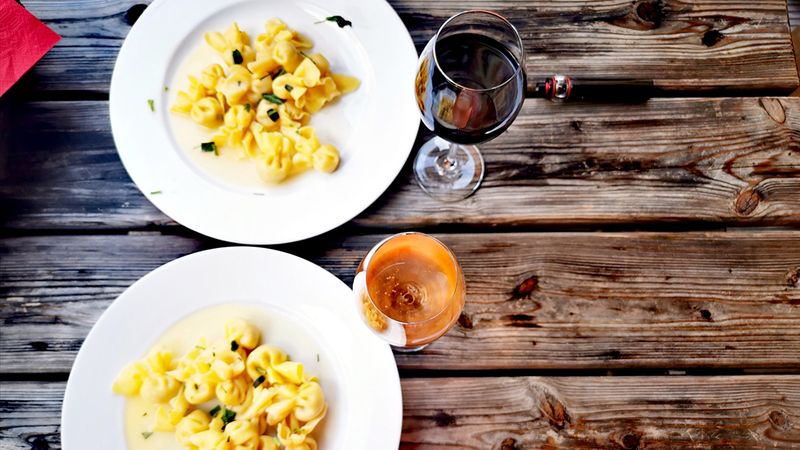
[113,319,327,450]
[170,19,359,184]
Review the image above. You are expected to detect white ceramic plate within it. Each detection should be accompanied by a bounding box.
[61,247,402,449]
[110,0,418,244]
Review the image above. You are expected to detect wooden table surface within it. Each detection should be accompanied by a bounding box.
[2,1,800,449]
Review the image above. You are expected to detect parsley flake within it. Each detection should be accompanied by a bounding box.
[244,103,251,112]
[253,375,266,388]
[221,408,237,428]
[316,15,352,28]
[200,142,217,154]
[267,108,279,122]
[232,49,243,64]
[262,93,284,105]
[142,431,153,439]
[231,340,239,351]
[272,67,286,78]
[209,405,222,417]
[316,353,320,362]
[147,99,154,112]
[285,84,294,92]
[150,190,162,195]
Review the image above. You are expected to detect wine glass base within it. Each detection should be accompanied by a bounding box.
[413,137,485,202]
[391,343,429,353]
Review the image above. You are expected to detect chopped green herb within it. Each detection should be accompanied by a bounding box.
[231,340,239,351]
[209,405,222,417]
[262,93,284,105]
[316,353,320,362]
[256,367,267,375]
[193,383,199,390]
[285,84,294,92]
[220,386,228,393]
[150,190,162,195]
[232,49,243,64]
[244,103,251,112]
[267,108,279,122]
[195,345,206,350]
[292,427,305,434]
[316,15,352,28]
[272,67,286,78]
[253,375,266,388]
[147,99,155,112]
[221,408,236,428]
[299,50,311,59]
[142,412,148,417]
[200,142,217,153]
[142,431,153,439]
[163,86,169,92]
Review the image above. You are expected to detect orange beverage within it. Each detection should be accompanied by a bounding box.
[353,233,465,350]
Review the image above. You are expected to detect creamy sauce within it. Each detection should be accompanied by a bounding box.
[123,303,332,449]
[167,44,270,191]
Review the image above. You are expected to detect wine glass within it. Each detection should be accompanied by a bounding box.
[352,232,466,352]
[414,10,526,202]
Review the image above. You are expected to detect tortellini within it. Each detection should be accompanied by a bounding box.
[113,318,327,450]
[170,18,358,184]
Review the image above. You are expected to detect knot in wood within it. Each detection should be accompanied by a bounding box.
[30,341,48,351]
[500,437,518,450]
[433,410,457,427]
[787,267,800,288]
[759,98,786,124]
[769,410,791,430]
[621,433,642,450]
[125,4,148,26]
[513,276,538,298]
[702,30,724,47]
[457,312,474,329]
[734,187,761,216]
[29,436,50,450]
[635,0,665,27]
[539,391,571,430]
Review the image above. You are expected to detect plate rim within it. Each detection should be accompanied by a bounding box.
[60,246,403,449]
[109,0,419,245]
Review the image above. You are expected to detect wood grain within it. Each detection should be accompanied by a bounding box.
[14,0,799,94]
[2,231,798,373]
[3,376,799,449]
[3,98,800,230]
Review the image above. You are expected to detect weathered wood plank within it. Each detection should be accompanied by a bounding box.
[15,0,799,94]
[3,98,800,230]
[2,231,798,373]
[3,377,800,449]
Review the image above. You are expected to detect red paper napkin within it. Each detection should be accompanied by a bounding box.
[0,0,61,96]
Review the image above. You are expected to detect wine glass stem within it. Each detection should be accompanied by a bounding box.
[437,142,461,177]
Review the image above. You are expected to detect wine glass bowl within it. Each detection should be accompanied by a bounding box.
[414,10,526,201]
[352,232,466,352]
